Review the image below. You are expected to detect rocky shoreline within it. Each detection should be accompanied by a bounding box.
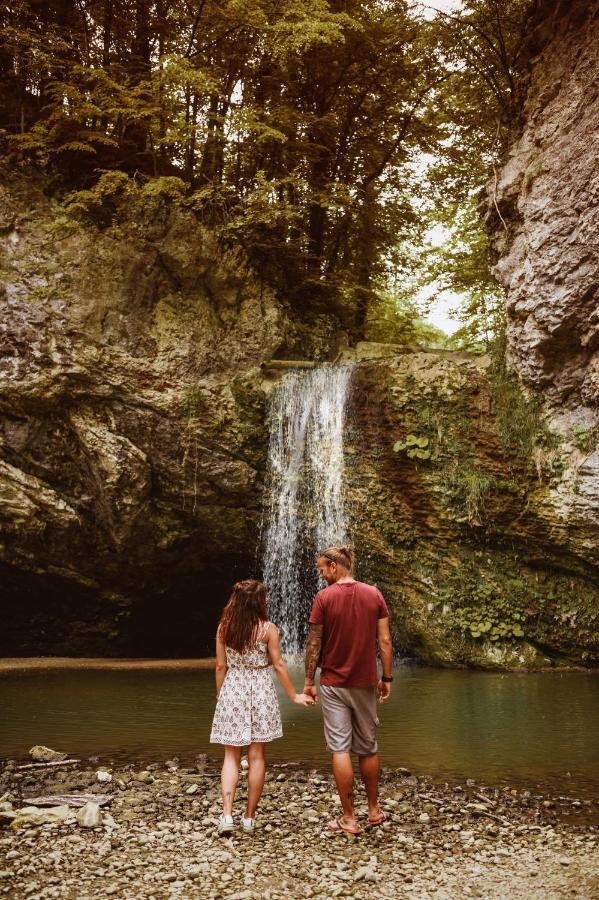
[0,658,217,672]
[1,755,597,899]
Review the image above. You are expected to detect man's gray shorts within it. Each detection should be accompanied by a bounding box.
[320,685,380,756]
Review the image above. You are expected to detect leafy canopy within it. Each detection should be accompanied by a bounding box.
[0,0,537,341]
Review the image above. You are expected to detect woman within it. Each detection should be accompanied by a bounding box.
[210,579,313,833]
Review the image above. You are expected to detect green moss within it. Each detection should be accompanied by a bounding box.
[572,425,598,453]
[180,384,208,420]
[490,356,562,479]
[445,462,494,524]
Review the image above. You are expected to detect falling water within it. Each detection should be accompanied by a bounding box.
[261,365,353,653]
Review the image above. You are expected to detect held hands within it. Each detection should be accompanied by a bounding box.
[294,684,318,706]
[294,692,316,706]
[377,680,391,703]
[303,684,318,704]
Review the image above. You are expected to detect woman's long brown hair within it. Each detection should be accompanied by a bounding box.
[218,579,268,653]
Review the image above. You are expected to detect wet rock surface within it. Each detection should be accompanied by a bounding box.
[347,352,599,668]
[0,759,597,899]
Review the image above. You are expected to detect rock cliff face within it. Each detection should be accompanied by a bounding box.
[489,0,599,412]
[486,0,599,566]
[344,344,598,668]
[0,170,337,656]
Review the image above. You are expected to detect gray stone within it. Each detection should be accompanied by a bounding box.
[11,805,70,828]
[29,746,68,763]
[76,802,102,828]
[0,172,336,658]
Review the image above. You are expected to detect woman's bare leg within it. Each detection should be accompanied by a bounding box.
[245,742,266,819]
[221,745,242,815]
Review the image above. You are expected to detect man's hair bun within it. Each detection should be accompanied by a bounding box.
[319,544,354,571]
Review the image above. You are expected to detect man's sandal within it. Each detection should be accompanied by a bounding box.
[327,817,363,836]
[367,811,387,827]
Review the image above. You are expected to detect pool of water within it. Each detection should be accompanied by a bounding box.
[2,665,598,797]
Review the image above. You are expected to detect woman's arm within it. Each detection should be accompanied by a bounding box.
[266,624,313,706]
[215,627,228,697]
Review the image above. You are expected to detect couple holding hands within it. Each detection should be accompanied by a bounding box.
[210,545,394,836]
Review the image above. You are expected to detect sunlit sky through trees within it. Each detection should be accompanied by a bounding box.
[412,0,465,336]
[416,0,464,19]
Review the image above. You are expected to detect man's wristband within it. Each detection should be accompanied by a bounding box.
[381,675,393,683]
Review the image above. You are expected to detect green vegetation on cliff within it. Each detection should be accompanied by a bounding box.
[349,355,598,669]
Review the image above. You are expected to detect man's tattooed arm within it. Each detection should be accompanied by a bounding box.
[304,623,323,687]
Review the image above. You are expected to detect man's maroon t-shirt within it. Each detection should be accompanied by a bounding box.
[308,581,389,688]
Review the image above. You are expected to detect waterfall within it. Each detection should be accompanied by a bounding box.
[261,365,353,653]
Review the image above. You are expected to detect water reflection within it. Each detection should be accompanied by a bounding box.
[1,665,597,796]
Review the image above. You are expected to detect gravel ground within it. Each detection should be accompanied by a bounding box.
[0,757,597,900]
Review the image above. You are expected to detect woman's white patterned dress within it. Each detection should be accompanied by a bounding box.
[210,621,283,746]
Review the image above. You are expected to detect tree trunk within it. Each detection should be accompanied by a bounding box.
[353,182,378,334]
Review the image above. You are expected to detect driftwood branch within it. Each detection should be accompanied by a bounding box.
[24,794,113,808]
[16,759,80,771]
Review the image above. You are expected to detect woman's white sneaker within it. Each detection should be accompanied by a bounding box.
[217,814,235,834]
[241,816,255,831]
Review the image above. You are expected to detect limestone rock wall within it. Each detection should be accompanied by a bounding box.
[477,0,599,664]
[0,170,337,655]
[344,345,598,669]
[488,0,599,420]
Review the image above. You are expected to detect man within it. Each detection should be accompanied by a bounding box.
[304,545,393,835]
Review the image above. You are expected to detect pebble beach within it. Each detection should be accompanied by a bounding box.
[1,755,597,900]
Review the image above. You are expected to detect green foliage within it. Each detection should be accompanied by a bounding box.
[419,200,506,351]
[438,555,599,655]
[451,605,525,642]
[393,434,431,460]
[0,0,446,320]
[64,172,187,227]
[424,0,537,203]
[140,178,187,202]
[492,362,543,458]
[0,0,537,333]
[571,426,598,454]
[63,171,134,225]
[399,0,536,348]
[446,462,494,524]
[490,352,563,480]
[364,290,448,348]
